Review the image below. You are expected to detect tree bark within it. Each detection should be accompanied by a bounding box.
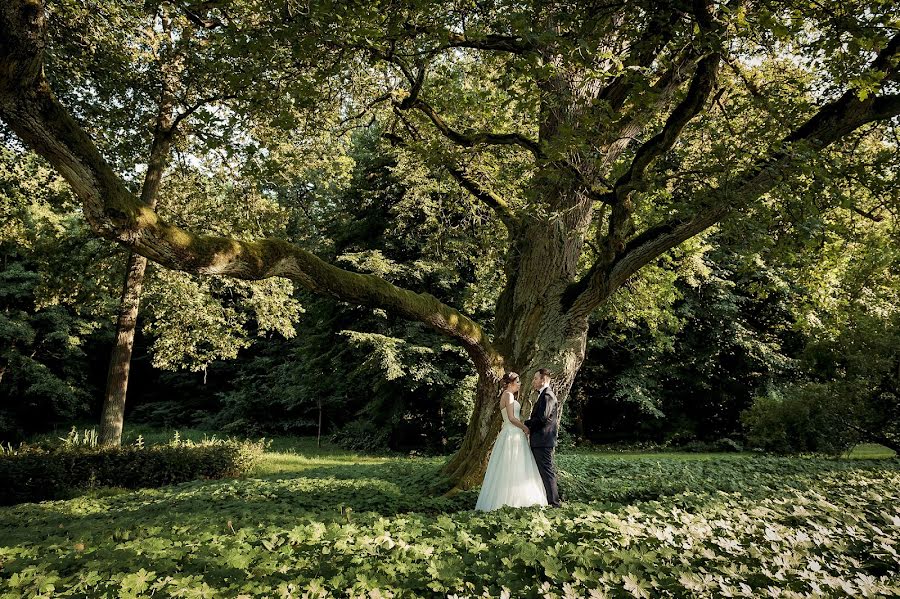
[99,251,150,446]
[99,40,179,447]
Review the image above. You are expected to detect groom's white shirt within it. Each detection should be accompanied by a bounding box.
[538,383,550,396]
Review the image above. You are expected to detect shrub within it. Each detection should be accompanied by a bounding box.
[555,426,579,450]
[330,419,391,452]
[0,433,265,505]
[741,384,855,454]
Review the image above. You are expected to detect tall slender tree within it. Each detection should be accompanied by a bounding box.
[1,0,898,487]
[37,2,274,446]
[101,14,184,446]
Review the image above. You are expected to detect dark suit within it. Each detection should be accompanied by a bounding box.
[523,386,561,507]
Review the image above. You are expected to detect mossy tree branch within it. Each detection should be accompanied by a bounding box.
[0,0,502,375]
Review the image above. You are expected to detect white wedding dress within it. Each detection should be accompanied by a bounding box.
[474,395,549,511]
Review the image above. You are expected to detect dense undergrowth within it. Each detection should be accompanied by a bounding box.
[1,438,898,598]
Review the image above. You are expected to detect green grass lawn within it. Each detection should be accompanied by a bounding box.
[843,442,897,459]
[2,427,899,597]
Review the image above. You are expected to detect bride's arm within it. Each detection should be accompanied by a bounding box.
[503,393,529,433]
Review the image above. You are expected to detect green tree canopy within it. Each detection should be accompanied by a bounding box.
[1,0,897,486]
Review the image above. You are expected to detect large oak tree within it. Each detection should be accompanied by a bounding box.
[1,0,898,488]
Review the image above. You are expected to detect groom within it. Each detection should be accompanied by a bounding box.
[523,368,561,507]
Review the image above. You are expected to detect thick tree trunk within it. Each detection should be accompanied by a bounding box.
[440,56,601,489]
[441,212,592,489]
[440,321,589,490]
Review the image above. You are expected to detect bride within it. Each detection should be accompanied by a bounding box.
[475,371,549,511]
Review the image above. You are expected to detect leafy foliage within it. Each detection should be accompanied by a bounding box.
[0,431,264,505]
[743,309,900,454]
[202,130,496,450]
[0,148,120,441]
[570,107,899,450]
[0,446,897,597]
[572,240,800,445]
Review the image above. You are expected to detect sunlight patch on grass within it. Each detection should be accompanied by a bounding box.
[844,442,896,459]
[250,452,395,476]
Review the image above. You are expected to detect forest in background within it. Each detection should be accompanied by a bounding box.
[3,124,897,454]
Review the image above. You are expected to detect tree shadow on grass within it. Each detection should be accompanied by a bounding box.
[0,462,477,547]
[3,453,898,550]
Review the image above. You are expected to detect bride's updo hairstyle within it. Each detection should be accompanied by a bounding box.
[497,371,520,396]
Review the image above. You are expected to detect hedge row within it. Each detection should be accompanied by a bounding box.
[0,438,265,505]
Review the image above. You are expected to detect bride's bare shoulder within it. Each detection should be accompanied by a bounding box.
[499,390,514,407]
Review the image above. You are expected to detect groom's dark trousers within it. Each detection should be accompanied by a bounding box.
[523,386,561,507]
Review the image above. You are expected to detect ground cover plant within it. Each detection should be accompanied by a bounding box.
[1,433,898,598]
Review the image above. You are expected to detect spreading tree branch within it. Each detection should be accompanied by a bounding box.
[406,97,543,156]
[168,92,236,134]
[177,1,225,29]
[383,111,520,230]
[597,40,706,170]
[597,2,724,270]
[370,47,533,225]
[0,0,502,374]
[597,0,743,169]
[606,52,721,204]
[375,52,542,157]
[593,4,686,113]
[566,32,900,317]
[598,51,721,254]
[445,163,519,228]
